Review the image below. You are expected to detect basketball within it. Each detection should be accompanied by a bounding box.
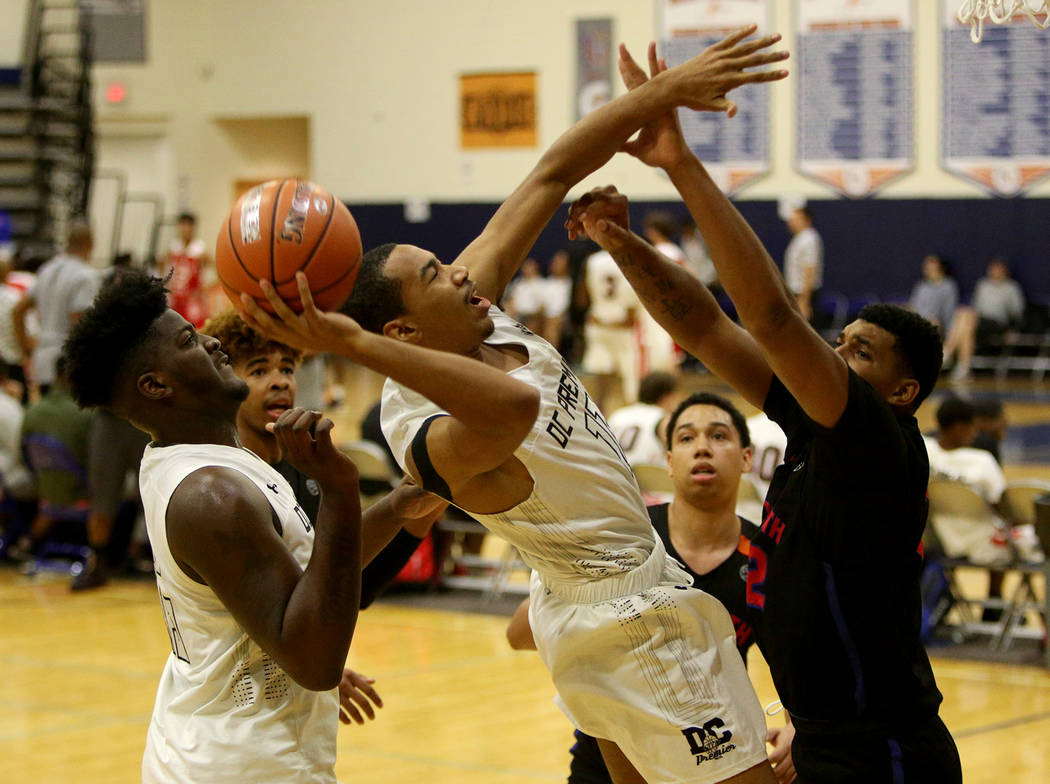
[215,179,362,313]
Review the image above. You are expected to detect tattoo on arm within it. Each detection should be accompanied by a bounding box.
[614,249,692,322]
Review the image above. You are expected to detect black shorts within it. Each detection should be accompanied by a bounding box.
[791,714,961,784]
[568,731,612,784]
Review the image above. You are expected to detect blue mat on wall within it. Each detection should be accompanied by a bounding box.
[345,197,1050,305]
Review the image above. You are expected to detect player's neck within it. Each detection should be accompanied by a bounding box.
[668,497,740,554]
[240,427,281,464]
[478,342,528,372]
[151,416,241,450]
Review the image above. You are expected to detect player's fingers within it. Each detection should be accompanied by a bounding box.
[339,699,364,725]
[712,24,756,51]
[728,48,790,72]
[355,679,383,708]
[726,32,782,59]
[338,707,352,725]
[647,41,660,78]
[618,44,647,89]
[258,279,302,327]
[737,68,790,84]
[346,687,377,720]
[294,272,322,323]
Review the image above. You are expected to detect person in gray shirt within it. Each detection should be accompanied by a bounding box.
[908,254,958,334]
[942,257,1027,382]
[13,221,100,392]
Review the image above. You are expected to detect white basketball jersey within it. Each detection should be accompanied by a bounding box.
[382,308,659,588]
[745,412,787,498]
[139,443,338,784]
[585,250,641,325]
[607,402,668,467]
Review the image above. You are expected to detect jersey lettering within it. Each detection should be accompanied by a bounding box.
[615,424,640,452]
[160,592,190,663]
[746,544,768,610]
[755,445,782,481]
[583,390,630,469]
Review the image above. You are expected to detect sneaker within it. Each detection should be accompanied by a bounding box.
[71,559,108,591]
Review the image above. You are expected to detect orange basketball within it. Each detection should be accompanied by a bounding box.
[215,179,362,313]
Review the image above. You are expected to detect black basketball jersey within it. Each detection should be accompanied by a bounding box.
[747,371,943,724]
[648,503,758,661]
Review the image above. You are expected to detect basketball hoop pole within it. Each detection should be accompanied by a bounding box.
[958,0,1050,42]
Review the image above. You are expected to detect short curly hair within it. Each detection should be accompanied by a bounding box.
[856,303,942,409]
[202,309,301,366]
[62,269,169,408]
[665,392,751,451]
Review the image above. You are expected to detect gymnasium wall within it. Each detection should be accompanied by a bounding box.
[88,1,1049,301]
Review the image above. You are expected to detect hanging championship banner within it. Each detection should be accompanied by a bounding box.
[460,72,537,149]
[658,0,772,194]
[795,0,915,198]
[941,0,1050,196]
[576,19,614,120]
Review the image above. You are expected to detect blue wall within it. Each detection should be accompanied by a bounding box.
[346,197,1050,305]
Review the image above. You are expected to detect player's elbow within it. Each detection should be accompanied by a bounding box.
[505,386,541,439]
[749,300,800,344]
[286,657,346,692]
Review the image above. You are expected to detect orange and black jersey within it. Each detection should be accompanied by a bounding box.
[648,503,758,661]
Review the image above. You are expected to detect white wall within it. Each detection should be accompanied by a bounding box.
[90,0,1050,252]
[0,0,28,66]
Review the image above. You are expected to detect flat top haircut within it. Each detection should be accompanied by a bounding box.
[63,269,170,409]
[202,309,301,366]
[637,371,677,406]
[666,392,751,451]
[341,243,405,334]
[935,396,975,431]
[856,303,942,409]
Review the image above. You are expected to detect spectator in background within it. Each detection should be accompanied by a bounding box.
[581,246,641,409]
[163,212,210,328]
[505,257,547,334]
[0,254,29,395]
[541,250,573,349]
[13,220,99,394]
[943,258,1026,382]
[782,206,823,323]
[908,254,959,335]
[639,211,683,375]
[972,397,1007,464]
[607,371,680,467]
[7,358,93,561]
[925,397,1041,566]
[744,411,787,500]
[679,218,718,291]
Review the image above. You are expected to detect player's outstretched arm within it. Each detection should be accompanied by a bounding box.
[568,186,772,410]
[166,409,362,692]
[617,42,848,428]
[456,26,789,306]
[240,275,541,493]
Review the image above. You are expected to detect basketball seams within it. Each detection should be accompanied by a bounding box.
[275,190,337,286]
[225,212,259,287]
[269,179,288,287]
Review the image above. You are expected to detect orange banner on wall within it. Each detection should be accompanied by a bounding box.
[460,72,537,149]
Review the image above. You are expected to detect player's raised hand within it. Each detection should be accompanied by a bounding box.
[269,408,359,491]
[338,668,383,725]
[661,26,788,117]
[619,42,691,170]
[239,272,364,356]
[566,186,647,262]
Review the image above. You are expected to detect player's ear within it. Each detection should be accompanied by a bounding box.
[740,445,754,474]
[888,377,919,409]
[137,371,174,401]
[383,317,422,344]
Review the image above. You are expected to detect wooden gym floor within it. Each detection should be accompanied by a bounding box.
[2,366,1048,782]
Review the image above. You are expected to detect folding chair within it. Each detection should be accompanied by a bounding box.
[632,463,674,505]
[339,439,397,509]
[926,479,1041,649]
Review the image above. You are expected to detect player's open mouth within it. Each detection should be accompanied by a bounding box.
[691,464,716,480]
[266,399,292,420]
[465,283,490,311]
